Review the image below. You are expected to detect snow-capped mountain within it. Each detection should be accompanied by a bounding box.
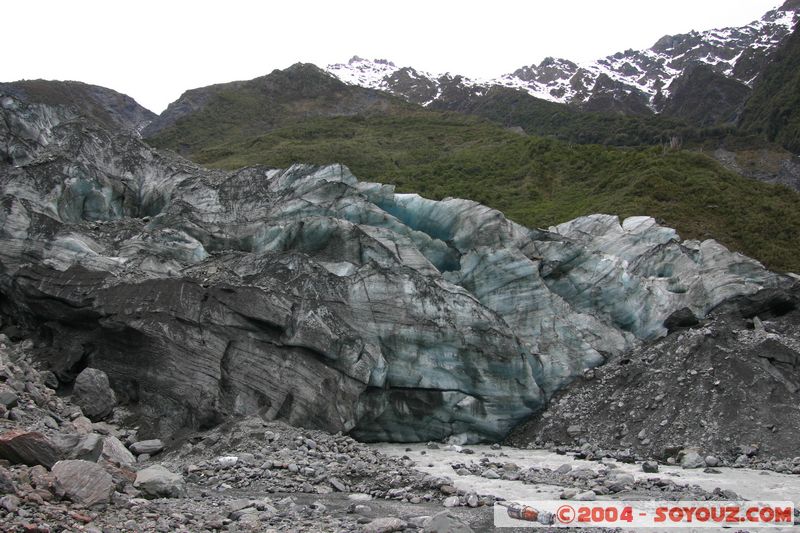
[326,1,799,114]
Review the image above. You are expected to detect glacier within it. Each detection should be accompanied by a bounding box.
[0,94,786,443]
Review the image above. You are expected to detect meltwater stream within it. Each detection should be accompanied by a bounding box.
[373,443,800,508]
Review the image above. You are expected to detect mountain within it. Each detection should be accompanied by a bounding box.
[143,63,412,154]
[0,79,155,132]
[326,2,799,117]
[739,24,800,153]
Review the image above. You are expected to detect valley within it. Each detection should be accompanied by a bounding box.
[1,1,800,531]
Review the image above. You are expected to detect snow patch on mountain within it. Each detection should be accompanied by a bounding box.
[326,3,799,112]
[326,56,401,91]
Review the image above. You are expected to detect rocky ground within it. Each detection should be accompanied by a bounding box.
[3,328,799,532]
[0,330,474,532]
[507,285,800,471]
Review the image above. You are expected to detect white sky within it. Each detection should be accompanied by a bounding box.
[2,0,783,113]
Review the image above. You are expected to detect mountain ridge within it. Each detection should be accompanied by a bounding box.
[326,2,799,117]
[142,63,413,154]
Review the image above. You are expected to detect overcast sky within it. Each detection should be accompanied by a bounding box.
[2,0,783,113]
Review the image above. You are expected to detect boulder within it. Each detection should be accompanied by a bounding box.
[426,510,475,533]
[642,461,659,473]
[52,459,113,506]
[102,435,135,466]
[607,473,635,492]
[28,465,55,493]
[0,495,19,512]
[681,450,706,469]
[0,430,60,468]
[0,466,15,495]
[129,439,164,456]
[443,496,460,507]
[329,477,347,492]
[663,307,700,332]
[0,385,18,408]
[40,370,59,389]
[71,416,94,434]
[133,465,186,498]
[68,433,104,461]
[555,464,572,475]
[362,517,407,533]
[465,492,479,507]
[481,468,499,479]
[71,368,116,421]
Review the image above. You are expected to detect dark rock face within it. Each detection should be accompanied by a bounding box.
[661,64,751,126]
[0,95,787,444]
[581,74,652,116]
[72,368,116,421]
[739,25,800,154]
[663,307,700,333]
[383,68,440,104]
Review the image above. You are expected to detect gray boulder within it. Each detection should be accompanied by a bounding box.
[362,517,407,533]
[52,460,113,506]
[72,368,116,421]
[426,510,475,533]
[67,433,104,461]
[0,466,15,495]
[0,386,18,408]
[129,439,164,456]
[101,436,136,466]
[681,449,706,469]
[642,461,659,473]
[134,465,186,498]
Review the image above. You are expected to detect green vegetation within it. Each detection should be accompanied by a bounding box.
[146,63,413,153]
[164,111,800,272]
[145,62,741,155]
[740,27,800,154]
[428,84,777,151]
[430,86,706,147]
